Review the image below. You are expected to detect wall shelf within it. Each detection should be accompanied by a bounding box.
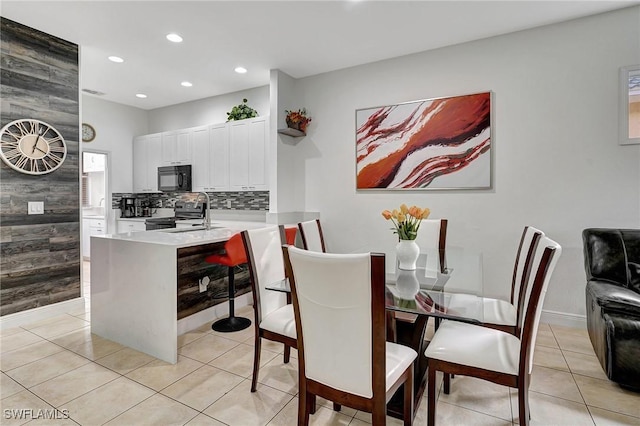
[277,128,306,138]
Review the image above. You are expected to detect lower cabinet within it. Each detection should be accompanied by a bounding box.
[82,218,106,258]
[116,219,146,234]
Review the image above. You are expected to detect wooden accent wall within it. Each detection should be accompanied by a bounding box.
[0,18,80,316]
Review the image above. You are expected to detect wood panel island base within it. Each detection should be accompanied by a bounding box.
[90,223,267,363]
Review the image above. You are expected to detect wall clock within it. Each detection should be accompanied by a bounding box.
[82,123,96,142]
[0,119,67,175]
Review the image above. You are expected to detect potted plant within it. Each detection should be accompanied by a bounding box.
[227,98,258,121]
[285,108,312,133]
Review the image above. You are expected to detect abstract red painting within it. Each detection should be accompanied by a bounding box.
[356,92,492,190]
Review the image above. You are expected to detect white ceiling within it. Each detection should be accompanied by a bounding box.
[2,1,638,110]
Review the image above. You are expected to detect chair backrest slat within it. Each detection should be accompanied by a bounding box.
[298,219,326,252]
[285,246,386,399]
[511,226,544,306]
[242,225,287,324]
[517,236,562,374]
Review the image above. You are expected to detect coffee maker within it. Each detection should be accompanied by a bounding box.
[120,197,136,218]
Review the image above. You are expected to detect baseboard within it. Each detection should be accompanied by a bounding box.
[541,309,587,329]
[177,293,252,335]
[0,297,87,330]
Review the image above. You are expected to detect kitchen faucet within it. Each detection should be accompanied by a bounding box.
[194,192,211,230]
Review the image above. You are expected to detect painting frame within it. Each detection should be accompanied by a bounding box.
[619,64,640,145]
[355,91,493,191]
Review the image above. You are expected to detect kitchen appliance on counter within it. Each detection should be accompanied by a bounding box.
[158,165,192,192]
[145,201,205,230]
[120,197,136,218]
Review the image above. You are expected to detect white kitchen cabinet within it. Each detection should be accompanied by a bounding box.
[229,116,268,191]
[162,130,191,166]
[191,126,212,192]
[192,123,230,192]
[116,219,146,234]
[133,133,161,193]
[82,217,106,258]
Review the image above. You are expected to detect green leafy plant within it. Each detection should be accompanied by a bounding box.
[226,98,258,121]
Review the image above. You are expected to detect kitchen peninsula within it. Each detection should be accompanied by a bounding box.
[90,221,268,363]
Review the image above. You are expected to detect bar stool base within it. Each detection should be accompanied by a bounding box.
[211,316,252,333]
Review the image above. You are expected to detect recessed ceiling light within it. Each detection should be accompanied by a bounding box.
[108,56,124,63]
[166,33,183,43]
[136,93,147,98]
[234,67,247,74]
[181,81,193,87]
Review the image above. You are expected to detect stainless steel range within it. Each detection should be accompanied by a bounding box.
[144,201,205,230]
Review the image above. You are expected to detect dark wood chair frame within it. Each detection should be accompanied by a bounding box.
[297,219,327,252]
[284,248,414,426]
[427,244,559,426]
[242,226,297,393]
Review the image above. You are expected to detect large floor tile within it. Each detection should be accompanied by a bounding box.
[268,397,353,425]
[203,379,294,425]
[104,393,199,425]
[550,325,595,356]
[20,315,72,331]
[588,406,640,426]
[532,345,569,372]
[26,316,89,340]
[178,334,240,363]
[95,346,156,374]
[564,351,608,381]
[0,372,24,399]
[244,335,290,353]
[406,399,512,426]
[184,413,226,425]
[534,326,559,349]
[125,355,203,391]
[0,329,44,353]
[511,389,594,425]
[255,353,298,395]
[529,365,584,403]
[178,326,212,348]
[5,350,90,388]
[30,362,119,406]
[436,375,513,421]
[48,326,93,349]
[1,341,65,372]
[0,390,54,426]
[316,396,358,417]
[210,322,256,343]
[67,335,125,360]
[64,376,155,425]
[574,375,640,418]
[209,342,279,378]
[161,364,244,411]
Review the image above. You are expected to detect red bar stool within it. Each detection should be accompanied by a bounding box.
[205,233,252,332]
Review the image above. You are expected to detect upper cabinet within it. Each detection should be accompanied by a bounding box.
[161,130,191,166]
[229,116,268,191]
[137,116,269,194]
[133,133,161,193]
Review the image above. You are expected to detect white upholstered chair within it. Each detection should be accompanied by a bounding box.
[297,219,326,252]
[284,246,417,426]
[241,225,297,392]
[425,235,562,426]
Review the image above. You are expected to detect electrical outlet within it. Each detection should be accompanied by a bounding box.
[226,200,232,208]
[199,276,210,293]
[28,201,44,215]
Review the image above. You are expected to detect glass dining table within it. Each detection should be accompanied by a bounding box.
[268,246,484,420]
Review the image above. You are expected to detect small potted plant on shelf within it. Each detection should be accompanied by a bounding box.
[226,98,258,121]
[285,108,312,133]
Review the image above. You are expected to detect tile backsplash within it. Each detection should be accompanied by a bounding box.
[112,191,269,211]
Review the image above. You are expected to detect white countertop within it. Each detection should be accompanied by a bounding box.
[96,220,272,248]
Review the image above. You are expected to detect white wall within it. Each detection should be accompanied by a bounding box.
[292,7,640,319]
[148,86,269,132]
[82,95,149,193]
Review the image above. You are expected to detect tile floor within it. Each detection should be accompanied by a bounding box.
[1,262,639,425]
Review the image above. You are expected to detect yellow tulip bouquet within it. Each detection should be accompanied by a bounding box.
[381,204,430,241]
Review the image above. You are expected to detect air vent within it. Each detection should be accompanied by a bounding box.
[82,88,106,96]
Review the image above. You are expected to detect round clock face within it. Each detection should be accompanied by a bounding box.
[0,119,67,175]
[82,123,96,142]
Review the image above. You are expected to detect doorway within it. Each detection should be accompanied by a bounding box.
[81,150,109,298]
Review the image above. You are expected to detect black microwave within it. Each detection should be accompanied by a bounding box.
[158,165,192,192]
